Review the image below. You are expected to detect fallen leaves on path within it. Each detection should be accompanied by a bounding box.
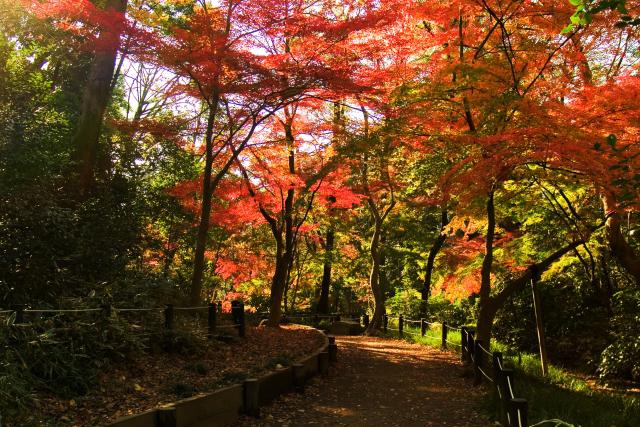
[236,336,492,427]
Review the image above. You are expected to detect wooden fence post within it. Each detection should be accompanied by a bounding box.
[473,339,484,385]
[383,314,388,332]
[243,378,260,417]
[363,314,370,328]
[164,304,174,330]
[157,407,177,427]
[461,327,468,362]
[499,368,515,426]
[293,363,305,392]
[420,318,426,336]
[442,321,448,349]
[492,352,503,382]
[101,304,112,319]
[467,329,475,364]
[232,301,245,338]
[509,398,528,427]
[208,303,216,338]
[328,335,337,364]
[11,305,25,324]
[398,314,404,338]
[319,351,330,376]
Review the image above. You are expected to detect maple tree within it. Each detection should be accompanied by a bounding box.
[5,1,640,419]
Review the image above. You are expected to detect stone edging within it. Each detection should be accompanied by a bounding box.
[107,327,332,427]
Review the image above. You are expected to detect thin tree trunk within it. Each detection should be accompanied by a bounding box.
[602,193,640,284]
[475,192,496,343]
[367,224,385,331]
[530,275,549,376]
[317,228,334,314]
[266,119,296,326]
[421,210,449,315]
[190,100,220,304]
[73,0,128,195]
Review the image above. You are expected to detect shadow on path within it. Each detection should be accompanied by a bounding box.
[236,336,491,426]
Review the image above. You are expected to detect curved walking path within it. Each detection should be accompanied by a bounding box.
[236,336,491,426]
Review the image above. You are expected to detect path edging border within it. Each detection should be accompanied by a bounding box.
[107,326,330,427]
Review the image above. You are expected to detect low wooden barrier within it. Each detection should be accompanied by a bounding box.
[107,329,333,427]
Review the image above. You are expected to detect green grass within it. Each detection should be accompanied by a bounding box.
[384,321,640,427]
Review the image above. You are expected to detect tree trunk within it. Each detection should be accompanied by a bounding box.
[266,121,296,326]
[317,228,334,314]
[190,100,220,305]
[475,239,583,345]
[365,224,385,333]
[73,0,128,195]
[602,193,640,284]
[421,209,449,315]
[475,192,496,342]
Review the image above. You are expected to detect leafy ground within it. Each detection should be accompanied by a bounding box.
[236,335,490,426]
[28,325,325,427]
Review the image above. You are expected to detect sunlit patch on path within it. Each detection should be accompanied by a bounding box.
[236,336,491,426]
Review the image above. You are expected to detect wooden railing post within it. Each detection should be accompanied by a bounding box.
[293,363,305,393]
[492,352,503,382]
[398,314,404,338]
[208,303,216,338]
[232,301,246,338]
[442,321,448,349]
[319,351,329,376]
[243,378,260,417]
[509,398,528,427]
[467,329,475,364]
[11,305,25,325]
[383,314,388,332]
[473,339,484,385]
[164,304,174,330]
[420,318,426,336]
[499,368,515,426]
[328,336,338,364]
[101,304,112,319]
[461,327,468,362]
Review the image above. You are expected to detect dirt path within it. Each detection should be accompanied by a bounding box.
[236,336,491,426]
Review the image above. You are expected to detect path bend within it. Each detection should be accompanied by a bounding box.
[236,335,491,426]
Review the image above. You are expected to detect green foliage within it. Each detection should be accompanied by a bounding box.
[0,315,144,419]
[598,289,640,381]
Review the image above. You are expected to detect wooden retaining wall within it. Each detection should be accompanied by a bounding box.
[107,330,330,427]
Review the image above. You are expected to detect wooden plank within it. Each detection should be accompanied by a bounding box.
[107,409,157,427]
[173,385,243,427]
[257,367,293,406]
